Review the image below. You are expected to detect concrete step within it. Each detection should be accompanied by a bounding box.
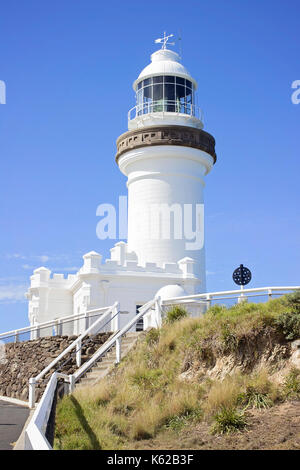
[75,331,142,388]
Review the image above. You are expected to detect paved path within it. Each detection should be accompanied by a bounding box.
[0,400,29,450]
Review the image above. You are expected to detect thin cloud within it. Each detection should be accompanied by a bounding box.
[51,266,80,272]
[5,253,26,260]
[22,264,34,270]
[22,264,80,272]
[37,255,49,263]
[0,284,28,302]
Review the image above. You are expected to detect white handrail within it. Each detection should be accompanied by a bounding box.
[72,299,156,383]
[25,372,69,450]
[160,286,300,304]
[0,306,110,342]
[28,302,118,408]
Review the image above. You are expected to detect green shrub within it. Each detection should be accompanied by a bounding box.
[145,328,160,345]
[238,386,273,409]
[211,406,248,435]
[165,306,188,324]
[283,291,300,312]
[275,312,300,340]
[282,368,300,398]
[221,323,238,352]
[165,408,202,432]
[274,291,300,340]
[130,368,163,389]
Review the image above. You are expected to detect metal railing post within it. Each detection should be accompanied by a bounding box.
[68,375,75,394]
[75,340,82,367]
[116,338,121,364]
[206,294,211,309]
[29,378,36,408]
[14,331,19,343]
[84,311,89,331]
[268,289,272,300]
[238,285,248,304]
[155,296,162,327]
[111,302,120,332]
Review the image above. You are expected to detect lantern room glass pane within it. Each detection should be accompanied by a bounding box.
[175,85,185,113]
[186,88,193,115]
[143,78,152,86]
[164,83,175,111]
[164,83,175,101]
[176,77,185,86]
[164,75,175,83]
[143,86,152,100]
[175,84,185,99]
[153,76,163,84]
[153,83,163,101]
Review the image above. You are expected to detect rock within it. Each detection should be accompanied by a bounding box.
[0,332,109,399]
[86,347,96,355]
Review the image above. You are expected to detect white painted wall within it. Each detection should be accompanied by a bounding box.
[118,145,214,289]
[26,248,201,334]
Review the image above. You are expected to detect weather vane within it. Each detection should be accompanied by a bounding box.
[155,32,175,50]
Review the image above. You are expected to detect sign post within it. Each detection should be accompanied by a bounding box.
[232,264,252,303]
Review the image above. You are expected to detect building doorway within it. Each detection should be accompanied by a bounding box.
[136,305,144,332]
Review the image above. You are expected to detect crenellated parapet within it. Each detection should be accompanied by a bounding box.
[26,242,200,331]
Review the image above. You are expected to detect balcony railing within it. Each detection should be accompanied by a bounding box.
[128,100,203,122]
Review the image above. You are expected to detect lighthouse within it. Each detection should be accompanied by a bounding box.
[116,34,216,289]
[26,35,217,332]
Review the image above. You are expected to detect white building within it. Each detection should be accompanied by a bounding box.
[26,36,217,333]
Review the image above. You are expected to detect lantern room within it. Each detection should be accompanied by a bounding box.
[128,47,203,130]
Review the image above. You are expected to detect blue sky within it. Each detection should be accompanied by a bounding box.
[0,0,299,332]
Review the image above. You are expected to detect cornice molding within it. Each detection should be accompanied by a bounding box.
[116,125,217,163]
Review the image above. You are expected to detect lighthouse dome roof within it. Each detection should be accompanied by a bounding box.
[133,49,197,90]
[155,284,187,301]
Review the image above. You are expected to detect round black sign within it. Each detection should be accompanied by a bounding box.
[232,264,252,286]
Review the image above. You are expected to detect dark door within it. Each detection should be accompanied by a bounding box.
[136,305,144,332]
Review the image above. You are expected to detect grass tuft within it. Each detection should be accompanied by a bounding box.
[211,406,248,435]
[164,305,188,324]
[282,367,300,399]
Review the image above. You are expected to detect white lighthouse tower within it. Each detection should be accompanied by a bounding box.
[116,34,216,289]
[26,35,217,332]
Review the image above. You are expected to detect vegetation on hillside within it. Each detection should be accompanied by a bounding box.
[54,292,300,450]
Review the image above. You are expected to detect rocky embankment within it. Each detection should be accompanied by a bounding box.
[0,333,111,401]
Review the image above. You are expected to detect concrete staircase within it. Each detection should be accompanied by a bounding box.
[76,332,140,388]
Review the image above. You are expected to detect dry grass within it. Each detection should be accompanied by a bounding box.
[204,374,243,415]
[54,295,299,449]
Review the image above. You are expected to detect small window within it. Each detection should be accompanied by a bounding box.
[136,305,144,332]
